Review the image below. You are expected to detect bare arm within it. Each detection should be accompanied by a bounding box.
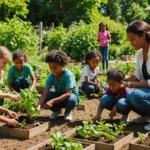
[37,89,49,108]
[85,76,97,86]
[124,80,149,88]
[125,75,139,82]
[30,74,36,91]
[8,83,15,92]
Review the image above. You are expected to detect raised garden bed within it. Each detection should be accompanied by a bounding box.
[0,116,50,139]
[130,132,150,150]
[28,132,95,150]
[65,126,133,150]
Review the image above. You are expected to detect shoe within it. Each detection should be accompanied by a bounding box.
[64,112,72,121]
[49,110,62,119]
[144,123,150,131]
[132,116,150,124]
[120,114,130,124]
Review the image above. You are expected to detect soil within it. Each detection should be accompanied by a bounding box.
[5,116,49,130]
[137,135,150,147]
[0,99,149,150]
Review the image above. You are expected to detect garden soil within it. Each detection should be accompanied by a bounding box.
[0,99,149,150]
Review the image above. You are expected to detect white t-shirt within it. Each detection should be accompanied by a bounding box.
[79,65,100,87]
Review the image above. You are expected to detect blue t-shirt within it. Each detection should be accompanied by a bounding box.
[45,69,79,97]
[7,63,33,83]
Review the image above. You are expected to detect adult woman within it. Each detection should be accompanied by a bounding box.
[117,20,150,130]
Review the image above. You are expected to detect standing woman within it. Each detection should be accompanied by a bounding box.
[117,20,150,130]
[98,22,111,71]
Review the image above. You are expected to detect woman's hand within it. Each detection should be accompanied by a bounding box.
[6,118,18,127]
[120,82,128,89]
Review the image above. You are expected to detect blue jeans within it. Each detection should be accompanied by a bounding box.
[45,91,79,113]
[99,46,109,70]
[12,78,30,92]
[117,88,150,116]
[0,99,4,106]
[100,94,128,115]
[81,79,99,95]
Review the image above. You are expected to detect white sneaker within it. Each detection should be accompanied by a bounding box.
[120,114,130,124]
[49,110,62,119]
[132,116,150,124]
[144,123,150,131]
[64,112,72,121]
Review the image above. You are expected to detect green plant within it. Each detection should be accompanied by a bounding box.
[19,119,26,129]
[138,132,145,144]
[50,132,83,150]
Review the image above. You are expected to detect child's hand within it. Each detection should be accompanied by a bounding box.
[37,105,41,110]
[9,94,21,102]
[92,115,101,123]
[109,105,117,120]
[7,110,17,118]
[42,100,53,109]
[95,83,101,89]
[6,118,18,127]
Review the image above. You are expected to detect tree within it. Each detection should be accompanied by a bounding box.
[0,0,29,21]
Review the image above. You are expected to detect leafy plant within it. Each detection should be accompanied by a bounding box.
[19,119,26,129]
[50,132,83,150]
[138,132,145,144]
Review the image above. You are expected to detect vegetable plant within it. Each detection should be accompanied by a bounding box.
[138,132,145,144]
[9,89,40,121]
[50,132,83,150]
[19,119,26,129]
[76,120,126,142]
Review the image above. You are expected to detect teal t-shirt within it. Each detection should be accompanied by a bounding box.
[45,69,79,97]
[7,63,33,83]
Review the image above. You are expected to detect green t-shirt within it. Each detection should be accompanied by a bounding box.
[45,69,79,97]
[7,63,33,83]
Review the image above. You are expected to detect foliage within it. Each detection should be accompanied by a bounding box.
[9,89,40,121]
[0,17,39,54]
[76,120,126,141]
[50,132,83,150]
[138,132,145,144]
[19,119,26,129]
[0,0,29,21]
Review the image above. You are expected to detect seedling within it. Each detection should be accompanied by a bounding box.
[50,132,83,149]
[19,119,26,129]
[138,132,145,144]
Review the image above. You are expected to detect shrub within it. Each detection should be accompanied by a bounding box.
[0,17,39,54]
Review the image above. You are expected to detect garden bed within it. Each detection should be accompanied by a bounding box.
[66,128,133,150]
[0,116,50,139]
[130,132,150,150]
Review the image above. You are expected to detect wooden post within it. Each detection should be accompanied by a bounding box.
[39,22,43,52]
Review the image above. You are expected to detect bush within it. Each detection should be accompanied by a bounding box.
[0,17,39,54]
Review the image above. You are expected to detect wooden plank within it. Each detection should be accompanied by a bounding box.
[65,128,134,150]
[0,116,50,139]
[130,132,150,150]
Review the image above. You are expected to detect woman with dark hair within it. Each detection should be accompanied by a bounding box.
[117,20,150,130]
[98,22,111,71]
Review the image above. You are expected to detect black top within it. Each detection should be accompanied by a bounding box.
[142,62,150,80]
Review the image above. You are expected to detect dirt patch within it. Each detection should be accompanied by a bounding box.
[0,99,149,150]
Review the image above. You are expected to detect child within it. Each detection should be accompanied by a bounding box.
[79,51,102,97]
[7,50,36,92]
[37,50,79,121]
[0,46,21,127]
[93,68,130,123]
[98,22,111,71]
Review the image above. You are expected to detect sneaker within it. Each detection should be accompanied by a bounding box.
[120,114,130,124]
[49,110,62,119]
[64,112,72,121]
[132,116,150,124]
[144,123,150,131]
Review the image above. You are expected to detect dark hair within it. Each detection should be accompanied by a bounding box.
[107,68,125,82]
[12,50,27,62]
[45,50,69,65]
[99,22,108,32]
[126,20,150,43]
[85,51,102,64]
